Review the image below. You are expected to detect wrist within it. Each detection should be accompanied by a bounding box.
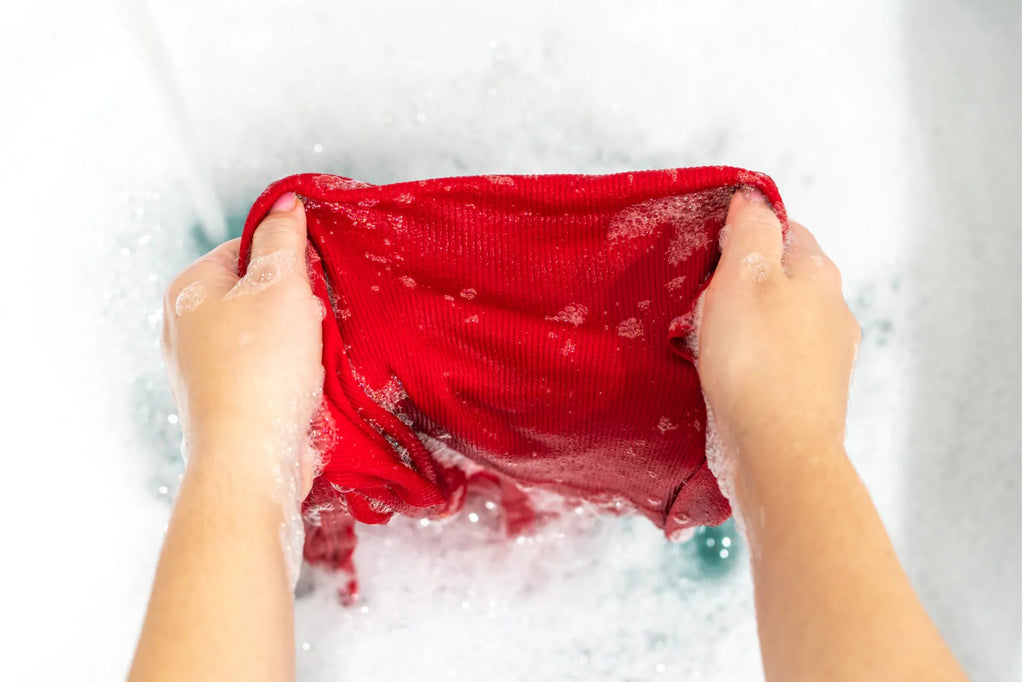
[729,411,847,462]
[183,423,304,490]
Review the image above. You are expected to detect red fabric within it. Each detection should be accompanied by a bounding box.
[238,167,788,596]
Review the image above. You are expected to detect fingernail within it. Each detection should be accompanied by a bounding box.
[738,186,769,205]
[270,192,297,214]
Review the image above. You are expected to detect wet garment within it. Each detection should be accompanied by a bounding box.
[237,167,788,592]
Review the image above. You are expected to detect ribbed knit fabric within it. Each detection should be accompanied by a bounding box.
[238,167,788,595]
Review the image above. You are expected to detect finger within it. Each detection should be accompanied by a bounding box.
[782,220,842,286]
[192,238,243,294]
[198,237,241,272]
[163,238,243,318]
[717,188,785,284]
[247,192,310,285]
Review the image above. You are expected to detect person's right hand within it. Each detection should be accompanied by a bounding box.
[695,188,861,460]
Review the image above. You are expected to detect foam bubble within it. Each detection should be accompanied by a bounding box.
[460,287,477,300]
[666,228,712,266]
[173,281,206,316]
[616,317,644,339]
[717,224,732,250]
[702,397,747,541]
[665,275,687,296]
[225,249,298,299]
[740,252,770,283]
[674,290,707,367]
[313,296,327,320]
[350,370,409,413]
[545,303,588,326]
[313,174,374,192]
[607,193,723,266]
[656,417,679,434]
[276,453,305,590]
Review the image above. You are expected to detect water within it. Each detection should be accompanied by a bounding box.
[2,1,1018,680]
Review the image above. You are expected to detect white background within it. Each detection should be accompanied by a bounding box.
[1,1,1019,680]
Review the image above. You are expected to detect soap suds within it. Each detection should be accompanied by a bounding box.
[545,303,588,327]
[740,252,770,283]
[173,281,206,316]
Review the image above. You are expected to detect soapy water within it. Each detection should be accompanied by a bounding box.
[132,168,894,681]
[11,0,1010,676]
[151,191,753,643]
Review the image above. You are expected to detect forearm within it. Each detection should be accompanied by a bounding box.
[128,440,296,682]
[734,436,968,682]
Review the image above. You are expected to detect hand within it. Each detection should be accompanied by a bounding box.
[160,193,324,497]
[695,188,861,459]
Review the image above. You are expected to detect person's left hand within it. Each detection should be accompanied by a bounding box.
[161,192,324,497]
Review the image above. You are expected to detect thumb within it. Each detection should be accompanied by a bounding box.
[717,188,785,283]
[247,192,310,283]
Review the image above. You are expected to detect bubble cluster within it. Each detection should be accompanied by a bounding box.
[616,317,644,339]
[665,275,687,296]
[545,303,588,327]
[173,281,205,316]
[740,252,770,283]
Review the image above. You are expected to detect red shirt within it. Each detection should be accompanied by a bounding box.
[238,167,788,592]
